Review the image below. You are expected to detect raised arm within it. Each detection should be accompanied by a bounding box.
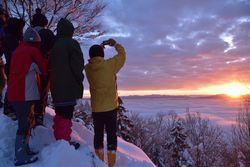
[104,39,126,74]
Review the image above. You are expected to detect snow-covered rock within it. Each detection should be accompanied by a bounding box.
[0,107,155,167]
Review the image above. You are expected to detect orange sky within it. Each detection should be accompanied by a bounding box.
[83,82,250,98]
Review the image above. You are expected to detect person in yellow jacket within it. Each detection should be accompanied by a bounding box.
[85,38,126,167]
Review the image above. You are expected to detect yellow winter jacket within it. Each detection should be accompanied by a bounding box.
[85,44,126,112]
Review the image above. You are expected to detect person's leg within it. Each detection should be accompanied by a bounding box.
[92,112,105,161]
[13,101,38,166]
[34,75,49,125]
[92,112,105,149]
[53,105,74,141]
[105,109,118,151]
[3,67,16,120]
[53,104,80,149]
[104,109,118,167]
[40,75,49,113]
[3,92,16,120]
[15,102,31,136]
[34,101,43,126]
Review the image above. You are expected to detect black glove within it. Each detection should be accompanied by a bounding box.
[101,38,117,47]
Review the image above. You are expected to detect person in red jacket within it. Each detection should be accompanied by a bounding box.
[7,27,48,166]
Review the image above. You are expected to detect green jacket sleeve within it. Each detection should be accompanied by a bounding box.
[70,40,84,84]
[107,43,126,74]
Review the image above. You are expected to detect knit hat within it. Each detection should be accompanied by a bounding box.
[57,18,74,37]
[89,45,104,58]
[23,27,41,42]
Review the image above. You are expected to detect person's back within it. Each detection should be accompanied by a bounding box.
[37,28,55,58]
[2,17,25,119]
[31,8,56,125]
[8,42,47,101]
[7,27,48,166]
[50,18,84,102]
[85,39,126,167]
[32,8,55,59]
[50,18,84,149]
[85,41,126,112]
[3,17,25,77]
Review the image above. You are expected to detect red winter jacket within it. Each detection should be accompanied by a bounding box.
[7,42,48,102]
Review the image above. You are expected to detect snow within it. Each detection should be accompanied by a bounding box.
[0,107,155,167]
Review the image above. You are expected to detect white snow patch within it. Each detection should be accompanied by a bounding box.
[0,107,155,167]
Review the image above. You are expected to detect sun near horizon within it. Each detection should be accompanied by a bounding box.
[83,82,250,98]
[208,82,250,98]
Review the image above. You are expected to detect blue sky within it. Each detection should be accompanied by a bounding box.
[83,0,250,95]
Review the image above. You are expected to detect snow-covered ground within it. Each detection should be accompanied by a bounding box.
[121,95,242,126]
[0,107,155,167]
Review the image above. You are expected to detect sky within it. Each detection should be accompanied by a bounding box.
[83,0,250,96]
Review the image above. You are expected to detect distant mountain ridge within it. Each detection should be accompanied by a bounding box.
[120,94,232,99]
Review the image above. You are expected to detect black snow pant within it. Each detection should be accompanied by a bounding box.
[92,109,117,151]
[34,75,49,117]
[12,101,37,136]
[54,105,74,119]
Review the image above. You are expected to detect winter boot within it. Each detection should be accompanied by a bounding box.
[70,141,80,150]
[95,149,104,161]
[25,144,39,155]
[14,135,38,166]
[108,150,116,167]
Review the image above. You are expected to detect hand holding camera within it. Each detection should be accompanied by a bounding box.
[101,38,116,48]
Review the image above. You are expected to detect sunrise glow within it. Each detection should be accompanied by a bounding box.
[219,83,249,98]
[83,82,250,98]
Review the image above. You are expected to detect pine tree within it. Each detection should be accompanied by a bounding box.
[167,120,189,167]
[117,97,135,143]
[231,96,250,166]
[73,99,94,131]
[150,146,166,167]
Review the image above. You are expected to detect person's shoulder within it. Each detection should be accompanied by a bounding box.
[69,38,81,48]
[85,63,92,72]
[39,28,54,34]
[38,29,55,37]
[71,38,80,44]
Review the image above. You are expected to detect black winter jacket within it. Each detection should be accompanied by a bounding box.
[49,18,84,104]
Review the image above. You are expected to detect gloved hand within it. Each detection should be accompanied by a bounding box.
[101,39,117,47]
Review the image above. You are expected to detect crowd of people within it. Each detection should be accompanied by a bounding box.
[0,6,126,167]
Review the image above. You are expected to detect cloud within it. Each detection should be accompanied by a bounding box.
[83,0,250,93]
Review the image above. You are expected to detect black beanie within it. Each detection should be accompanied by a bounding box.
[89,45,104,58]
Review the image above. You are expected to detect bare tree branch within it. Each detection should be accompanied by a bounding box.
[4,0,105,38]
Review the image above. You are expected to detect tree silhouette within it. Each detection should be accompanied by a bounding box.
[3,0,105,37]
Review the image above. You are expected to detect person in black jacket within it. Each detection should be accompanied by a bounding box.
[50,18,84,149]
[2,17,25,119]
[31,8,56,126]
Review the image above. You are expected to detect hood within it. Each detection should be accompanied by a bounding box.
[56,18,74,37]
[5,17,25,38]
